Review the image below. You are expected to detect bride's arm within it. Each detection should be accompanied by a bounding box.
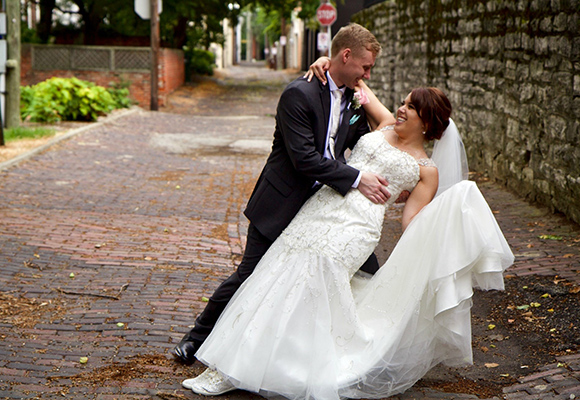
[358,81,396,131]
[401,166,438,231]
[304,57,329,84]
[304,58,396,130]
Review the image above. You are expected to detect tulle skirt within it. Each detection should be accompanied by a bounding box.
[196,181,514,400]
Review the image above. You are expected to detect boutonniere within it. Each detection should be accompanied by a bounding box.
[350,87,369,110]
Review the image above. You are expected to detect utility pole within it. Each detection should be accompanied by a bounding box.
[0,3,5,146]
[5,0,20,129]
[150,0,159,111]
[245,11,252,62]
[134,0,162,110]
[280,17,286,69]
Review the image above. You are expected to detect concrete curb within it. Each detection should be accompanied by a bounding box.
[0,106,141,171]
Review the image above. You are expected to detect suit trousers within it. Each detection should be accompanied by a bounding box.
[182,223,380,344]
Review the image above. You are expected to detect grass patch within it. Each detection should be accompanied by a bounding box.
[3,126,56,142]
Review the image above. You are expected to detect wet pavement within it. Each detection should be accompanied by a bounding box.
[0,62,578,399]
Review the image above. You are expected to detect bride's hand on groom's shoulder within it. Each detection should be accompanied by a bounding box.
[358,172,390,204]
[304,57,331,84]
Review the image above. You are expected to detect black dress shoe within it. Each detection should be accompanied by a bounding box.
[172,339,201,365]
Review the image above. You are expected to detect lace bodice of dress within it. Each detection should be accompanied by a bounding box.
[347,129,431,203]
[278,129,435,274]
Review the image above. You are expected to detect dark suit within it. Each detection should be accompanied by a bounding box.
[245,77,369,241]
[182,76,378,345]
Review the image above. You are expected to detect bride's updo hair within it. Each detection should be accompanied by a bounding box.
[410,87,452,141]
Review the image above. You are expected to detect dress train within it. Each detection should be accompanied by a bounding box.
[196,180,514,400]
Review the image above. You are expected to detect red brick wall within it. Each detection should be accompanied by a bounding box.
[21,44,184,109]
[159,48,185,95]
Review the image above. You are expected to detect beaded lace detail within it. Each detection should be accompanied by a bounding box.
[378,125,437,169]
[418,158,437,168]
[275,130,428,277]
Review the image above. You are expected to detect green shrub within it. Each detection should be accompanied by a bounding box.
[108,80,133,109]
[20,77,131,123]
[21,26,42,44]
[186,48,216,77]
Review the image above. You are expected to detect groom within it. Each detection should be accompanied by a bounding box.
[173,23,390,377]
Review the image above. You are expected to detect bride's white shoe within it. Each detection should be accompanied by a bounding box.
[182,368,236,395]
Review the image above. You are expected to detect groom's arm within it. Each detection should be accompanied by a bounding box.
[346,108,392,203]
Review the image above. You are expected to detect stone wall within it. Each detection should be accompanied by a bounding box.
[353,0,580,225]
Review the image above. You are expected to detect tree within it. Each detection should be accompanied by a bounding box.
[27,0,244,49]
[160,0,241,49]
[243,0,319,67]
[36,0,56,43]
[68,0,107,45]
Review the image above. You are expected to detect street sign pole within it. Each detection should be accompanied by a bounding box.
[150,0,159,111]
[326,25,331,57]
[316,1,337,57]
[5,0,19,129]
[134,0,162,111]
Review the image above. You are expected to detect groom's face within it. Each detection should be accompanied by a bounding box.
[341,48,376,89]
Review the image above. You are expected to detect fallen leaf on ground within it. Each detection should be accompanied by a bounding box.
[485,363,499,368]
[538,234,563,240]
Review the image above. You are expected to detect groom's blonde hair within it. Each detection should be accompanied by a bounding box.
[331,23,381,58]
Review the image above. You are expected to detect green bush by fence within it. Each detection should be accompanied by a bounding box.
[185,48,215,79]
[21,77,131,123]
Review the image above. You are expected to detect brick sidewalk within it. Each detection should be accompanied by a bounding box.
[0,67,578,399]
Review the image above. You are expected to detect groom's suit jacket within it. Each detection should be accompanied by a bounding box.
[244,77,371,241]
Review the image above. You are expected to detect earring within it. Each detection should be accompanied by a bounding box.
[422,131,426,135]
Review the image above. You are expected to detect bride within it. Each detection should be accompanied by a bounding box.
[181,79,514,399]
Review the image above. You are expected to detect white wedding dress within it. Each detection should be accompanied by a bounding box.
[196,130,514,400]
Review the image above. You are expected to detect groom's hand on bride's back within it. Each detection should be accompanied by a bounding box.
[358,172,390,204]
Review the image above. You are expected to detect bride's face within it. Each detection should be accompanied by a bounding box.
[394,93,425,135]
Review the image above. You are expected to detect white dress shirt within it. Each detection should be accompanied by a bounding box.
[323,72,362,188]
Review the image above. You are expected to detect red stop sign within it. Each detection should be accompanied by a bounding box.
[317,3,337,26]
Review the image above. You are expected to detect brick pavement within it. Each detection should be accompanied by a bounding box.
[0,65,578,399]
